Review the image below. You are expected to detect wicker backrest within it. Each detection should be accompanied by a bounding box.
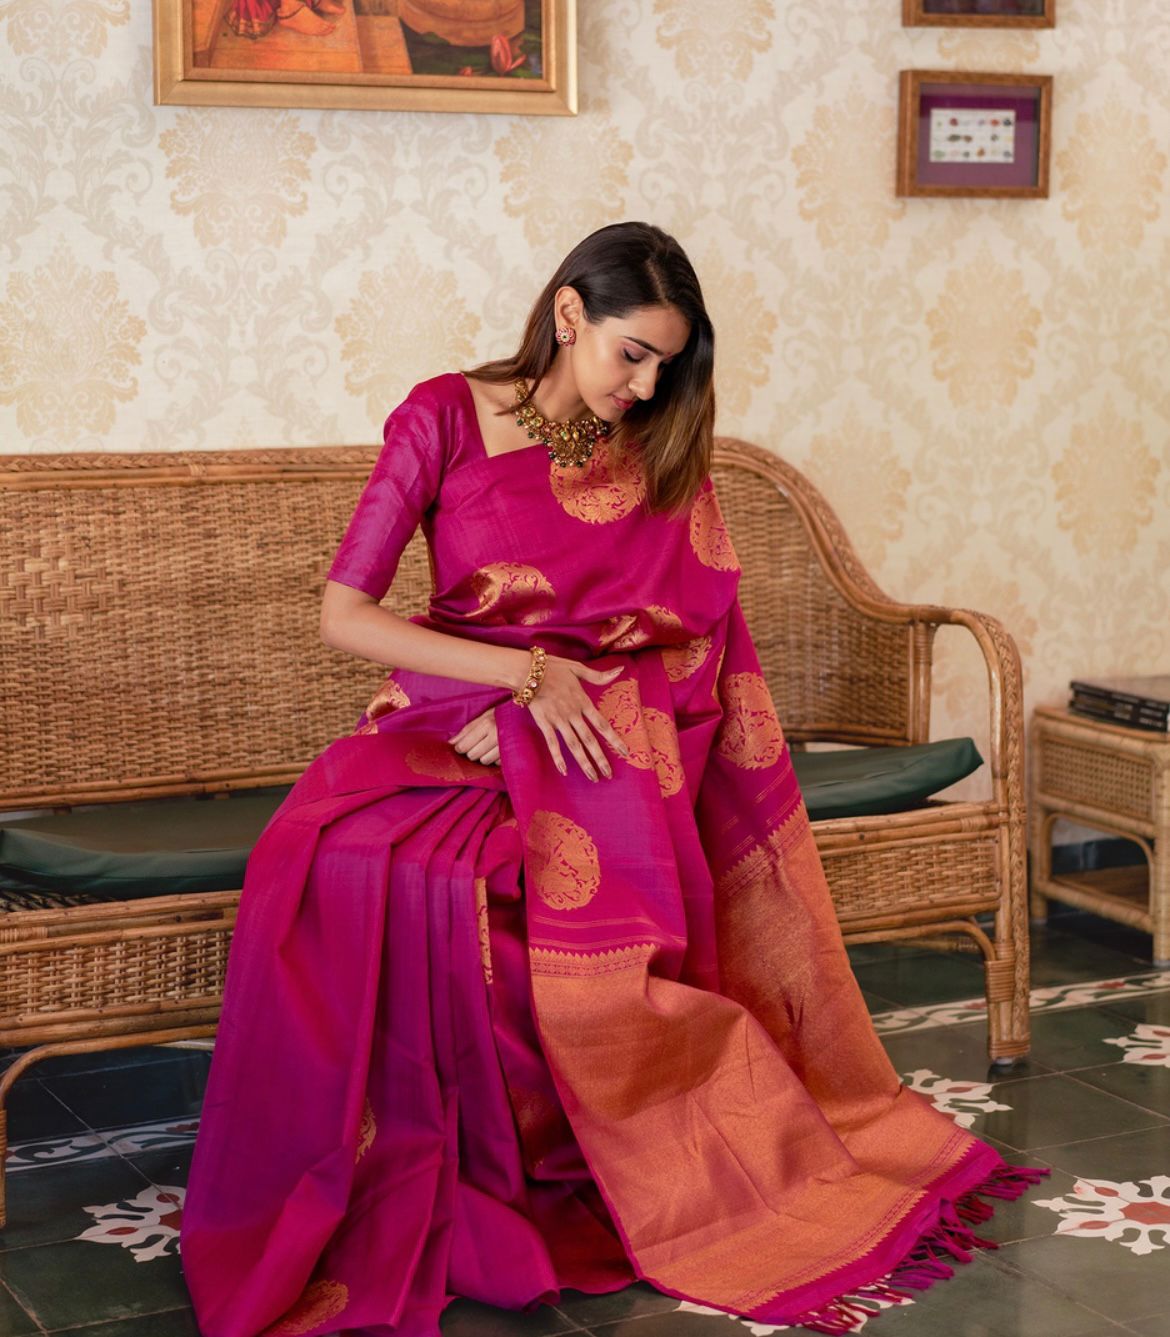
[0,449,422,809]
[0,438,911,809]
[712,439,912,746]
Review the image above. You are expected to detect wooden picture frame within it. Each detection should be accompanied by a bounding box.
[903,0,1055,26]
[153,0,576,115]
[897,70,1053,198]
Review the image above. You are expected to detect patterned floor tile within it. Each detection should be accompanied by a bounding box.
[993,1230,1170,1323]
[0,1153,153,1252]
[966,1072,1168,1151]
[1025,1006,1163,1074]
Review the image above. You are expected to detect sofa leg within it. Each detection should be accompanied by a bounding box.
[0,1104,7,1230]
[985,954,1030,1063]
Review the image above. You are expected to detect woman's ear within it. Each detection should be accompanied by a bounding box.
[554,284,584,329]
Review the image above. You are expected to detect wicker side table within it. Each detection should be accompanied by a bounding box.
[1029,705,1170,966]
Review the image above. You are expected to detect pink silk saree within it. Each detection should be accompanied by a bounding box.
[179,372,1044,1337]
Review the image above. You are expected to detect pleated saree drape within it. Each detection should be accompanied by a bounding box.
[179,373,1044,1337]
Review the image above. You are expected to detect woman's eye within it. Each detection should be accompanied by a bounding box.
[622,350,644,364]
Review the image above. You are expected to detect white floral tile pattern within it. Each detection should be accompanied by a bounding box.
[77,1183,184,1262]
[1034,1177,1170,1256]
[1103,1023,1170,1067]
[901,1069,1013,1128]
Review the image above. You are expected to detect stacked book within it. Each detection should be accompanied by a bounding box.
[1069,675,1170,733]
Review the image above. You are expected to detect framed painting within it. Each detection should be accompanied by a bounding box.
[153,0,576,115]
[903,0,1055,27]
[896,70,1053,198]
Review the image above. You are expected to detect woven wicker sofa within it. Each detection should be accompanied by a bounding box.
[0,439,1030,1227]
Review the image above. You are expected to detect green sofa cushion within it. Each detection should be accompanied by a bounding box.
[0,787,293,900]
[791,737,984,821]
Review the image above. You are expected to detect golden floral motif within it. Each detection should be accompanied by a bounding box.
[925,247,1040,409]
[355,1096,376,1163]
[1,0,129,58]
[1053,400,1160,556]
[495,120,633,252]
[599,681,685,798]
[598,605,683,651]
[793,84,905,251]
[0,240,145,439]
[548,438,647,524]
[716,672,786,770]
[1058,96,1167,254]
[526,810,601,912]
[264,1279,348,1335]
[805,411,911,566]
[938,30,1041,67]
[653,0,774,80]
[475,875,493,985]
[361,674,411,726]
[469,562,556,625]
[337,238,481,423]
[159,111,316,251]
[406,741,493,784]
[662,635,712,682]
[688,486,740,571]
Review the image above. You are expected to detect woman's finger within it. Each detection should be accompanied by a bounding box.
[534,717,567,776]
[570,716,612,779]
[577,663,625,685]
[482,745,501,766]
[556,720,598,782]
[582,704,631,758]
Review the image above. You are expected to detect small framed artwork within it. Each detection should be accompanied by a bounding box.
[152,0,576,115]
[897,70,1053,198]
[903,0,1055,26]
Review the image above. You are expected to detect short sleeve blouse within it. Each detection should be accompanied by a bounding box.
[325,380,450,601]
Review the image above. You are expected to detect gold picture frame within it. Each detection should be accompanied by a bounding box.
[153,0,576,115]
[897,70,1053,198]
[903,0,1055,26]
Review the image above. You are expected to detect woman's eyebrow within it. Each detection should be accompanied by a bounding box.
[626,337,676,359]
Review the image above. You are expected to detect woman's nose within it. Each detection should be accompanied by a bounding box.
[629,364,658,400]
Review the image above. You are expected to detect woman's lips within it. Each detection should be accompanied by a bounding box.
[612,394,634,411]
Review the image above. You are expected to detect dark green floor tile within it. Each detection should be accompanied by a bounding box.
[847,942,937,967]
[119,1145,192,1190]
[1036,1126,1170,1182]
[39,1054,210,1132]
[1024,1006,1156,1074]
[590,1309,749,1335]
[0,1280,40,1335]
[851,954,987,1008]
[1127,1315,1170,1336]
[5,1080,88,1141]
[440,1298,582,1335]
[1044,910,1161,964]
[14,1043,210,1082]
[1103,990,1170,1027]
[1026,931,1152,987]
[973,1155,1075,1247]
[43,1311,201,1336]
[973,1073,1167,1151]
[0,1238,189,1329]
[556,1281,677,1326]
[862,989,906,1015]
[1072,1062,1170,1117]
[882,1020,1049,1082]
[995,1232,1169,1322]
[0,1154,152,1251]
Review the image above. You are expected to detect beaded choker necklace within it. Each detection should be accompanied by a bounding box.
[512,379,609,468]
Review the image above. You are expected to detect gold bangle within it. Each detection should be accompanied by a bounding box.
[512,645,548,708]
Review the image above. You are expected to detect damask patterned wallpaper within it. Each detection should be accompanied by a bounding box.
[1,1,1167,797]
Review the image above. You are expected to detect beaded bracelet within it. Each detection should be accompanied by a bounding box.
[512,645,548,708]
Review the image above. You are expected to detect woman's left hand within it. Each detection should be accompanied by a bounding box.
[449,706,500,766]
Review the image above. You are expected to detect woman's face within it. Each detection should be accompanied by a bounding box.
[559,293,692,423]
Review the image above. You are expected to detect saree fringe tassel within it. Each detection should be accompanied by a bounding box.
[788,1164,1051,1335]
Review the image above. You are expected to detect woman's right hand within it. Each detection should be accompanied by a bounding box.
[527,656,631,781]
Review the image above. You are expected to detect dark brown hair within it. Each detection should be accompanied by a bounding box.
[464,221,715,516]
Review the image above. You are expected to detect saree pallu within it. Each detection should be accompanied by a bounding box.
[179,373,1043,1336]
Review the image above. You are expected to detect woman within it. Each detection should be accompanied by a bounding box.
[179,222,1043,1337]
